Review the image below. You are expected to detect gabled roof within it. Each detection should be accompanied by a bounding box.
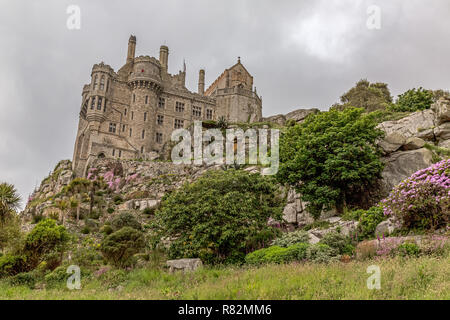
[204,58,253,96]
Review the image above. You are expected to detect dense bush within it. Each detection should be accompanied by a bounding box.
[391,87,434,112]
[319,232,354,255]
[110,212,142,232]
[271,230,310,247]
[396,243,421,257]
[23,219,70,270]
[153,170,284,265]
[306,243,339,263]
[0,254,27,277]
[359,206,386,239]
[382,159,450,231]
[245,243,310,265]
[100,227,145,268]
[278,107,384,218]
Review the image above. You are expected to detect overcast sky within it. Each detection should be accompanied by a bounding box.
[1,0,450,207]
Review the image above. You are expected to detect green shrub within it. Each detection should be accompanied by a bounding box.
[0,254,27,277]
[306,243,339,263]
[107,207,114,214]
[271,230,310,247]
[142,207,156,216]
[110,212,142,232]
[100,224,113,235]
[113,195,123,205]
[319,231,353,255]
[8,270,42,288]
[358,206,387,239]
[23,219,69,270]
[397,243,421,257]
[154,170,284,265]
[277,107,384,218]
[245,243,310,265]
[81,226,90,234]
[391,87,434,112]
[100,227,145,268]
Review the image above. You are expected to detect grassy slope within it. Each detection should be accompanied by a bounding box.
[0,255,448,300]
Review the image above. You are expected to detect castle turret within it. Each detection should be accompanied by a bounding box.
[127,35,136,64]
[159,45,169,72]
[198,69,205,95]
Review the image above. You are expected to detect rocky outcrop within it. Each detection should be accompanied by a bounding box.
[263,108,319,126]
[380,148,434,196]
[282,188,314,227]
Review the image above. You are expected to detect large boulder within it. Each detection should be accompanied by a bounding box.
[434,96,450,124]
[377,109,436,140]
[166,259,203,272]
[380,148,433,196]
[402,137,426,151]
[285,108,319,124]
[378,132,406,154]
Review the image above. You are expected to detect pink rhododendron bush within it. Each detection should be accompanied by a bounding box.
[382,159,450,230]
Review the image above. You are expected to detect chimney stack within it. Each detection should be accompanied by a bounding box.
[159,45,169,72]
[127,35,136,64]
[198,69,205,95]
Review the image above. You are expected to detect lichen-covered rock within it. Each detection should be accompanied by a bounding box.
[402,137,426,151]
[380,148,433,196]
[377,109,436,140]
[434,96,450,124]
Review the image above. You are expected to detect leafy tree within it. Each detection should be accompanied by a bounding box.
[110,212,142,232]
[0,214,22,254]
[391,87,434,112]
[277,108,384,218]
[100,227,145,268]
[334,79,392,112]
[153,170,284,265]
[23,219,70,270]
[0,182,21,222]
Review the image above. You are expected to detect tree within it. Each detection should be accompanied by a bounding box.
[54,198,70,226]
[334,79,392,112]
[391,87,434,112]
[277,107,384,217]
[23,219,70,270]
[100,227,145,268]
[64,178,91,224]
[153,170,284,264]
[0,182,21,222]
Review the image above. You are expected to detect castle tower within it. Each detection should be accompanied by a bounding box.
[198,69,205,95]
[159,45,169,72]
[127,35,136,64]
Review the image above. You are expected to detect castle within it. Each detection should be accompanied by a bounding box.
[72,35,263,176]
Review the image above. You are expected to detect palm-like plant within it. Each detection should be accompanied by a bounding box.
[55,198,70,226]
[0,182,21,222]
[65,178,91,225]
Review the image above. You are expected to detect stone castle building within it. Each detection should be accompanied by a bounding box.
[72,35,263,176]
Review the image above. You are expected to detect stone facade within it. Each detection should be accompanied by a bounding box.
[72,36,263,176]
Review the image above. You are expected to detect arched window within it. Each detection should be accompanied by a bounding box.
[98,152,105,159]
[100,76,105,90]
[93,75,98,90]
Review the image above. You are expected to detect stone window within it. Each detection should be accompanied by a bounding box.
[156,132,163,144]
[124,108,127,116]
[97,97,102,110]
[129,128,132,137]
[175,101,185,112]
[174,119,184,129]
[144,112,147,122]
[118,150,122,158]
[109,123,116,133]
[112,149,115,156]
[90,97,95,110]
[93,75,98,90]
[141,129,145,139]
[122,124,126,132]
[157,115,164,125]
[131,111,134,120]
[100,76,105,90]
[133,94,136,103]
[145,95,149,104]
[206,109,213,120]
[192,106,202,117]
[140,146,144,153]
[158,97,165,109]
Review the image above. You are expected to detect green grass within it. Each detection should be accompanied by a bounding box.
[0,255,448,300]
